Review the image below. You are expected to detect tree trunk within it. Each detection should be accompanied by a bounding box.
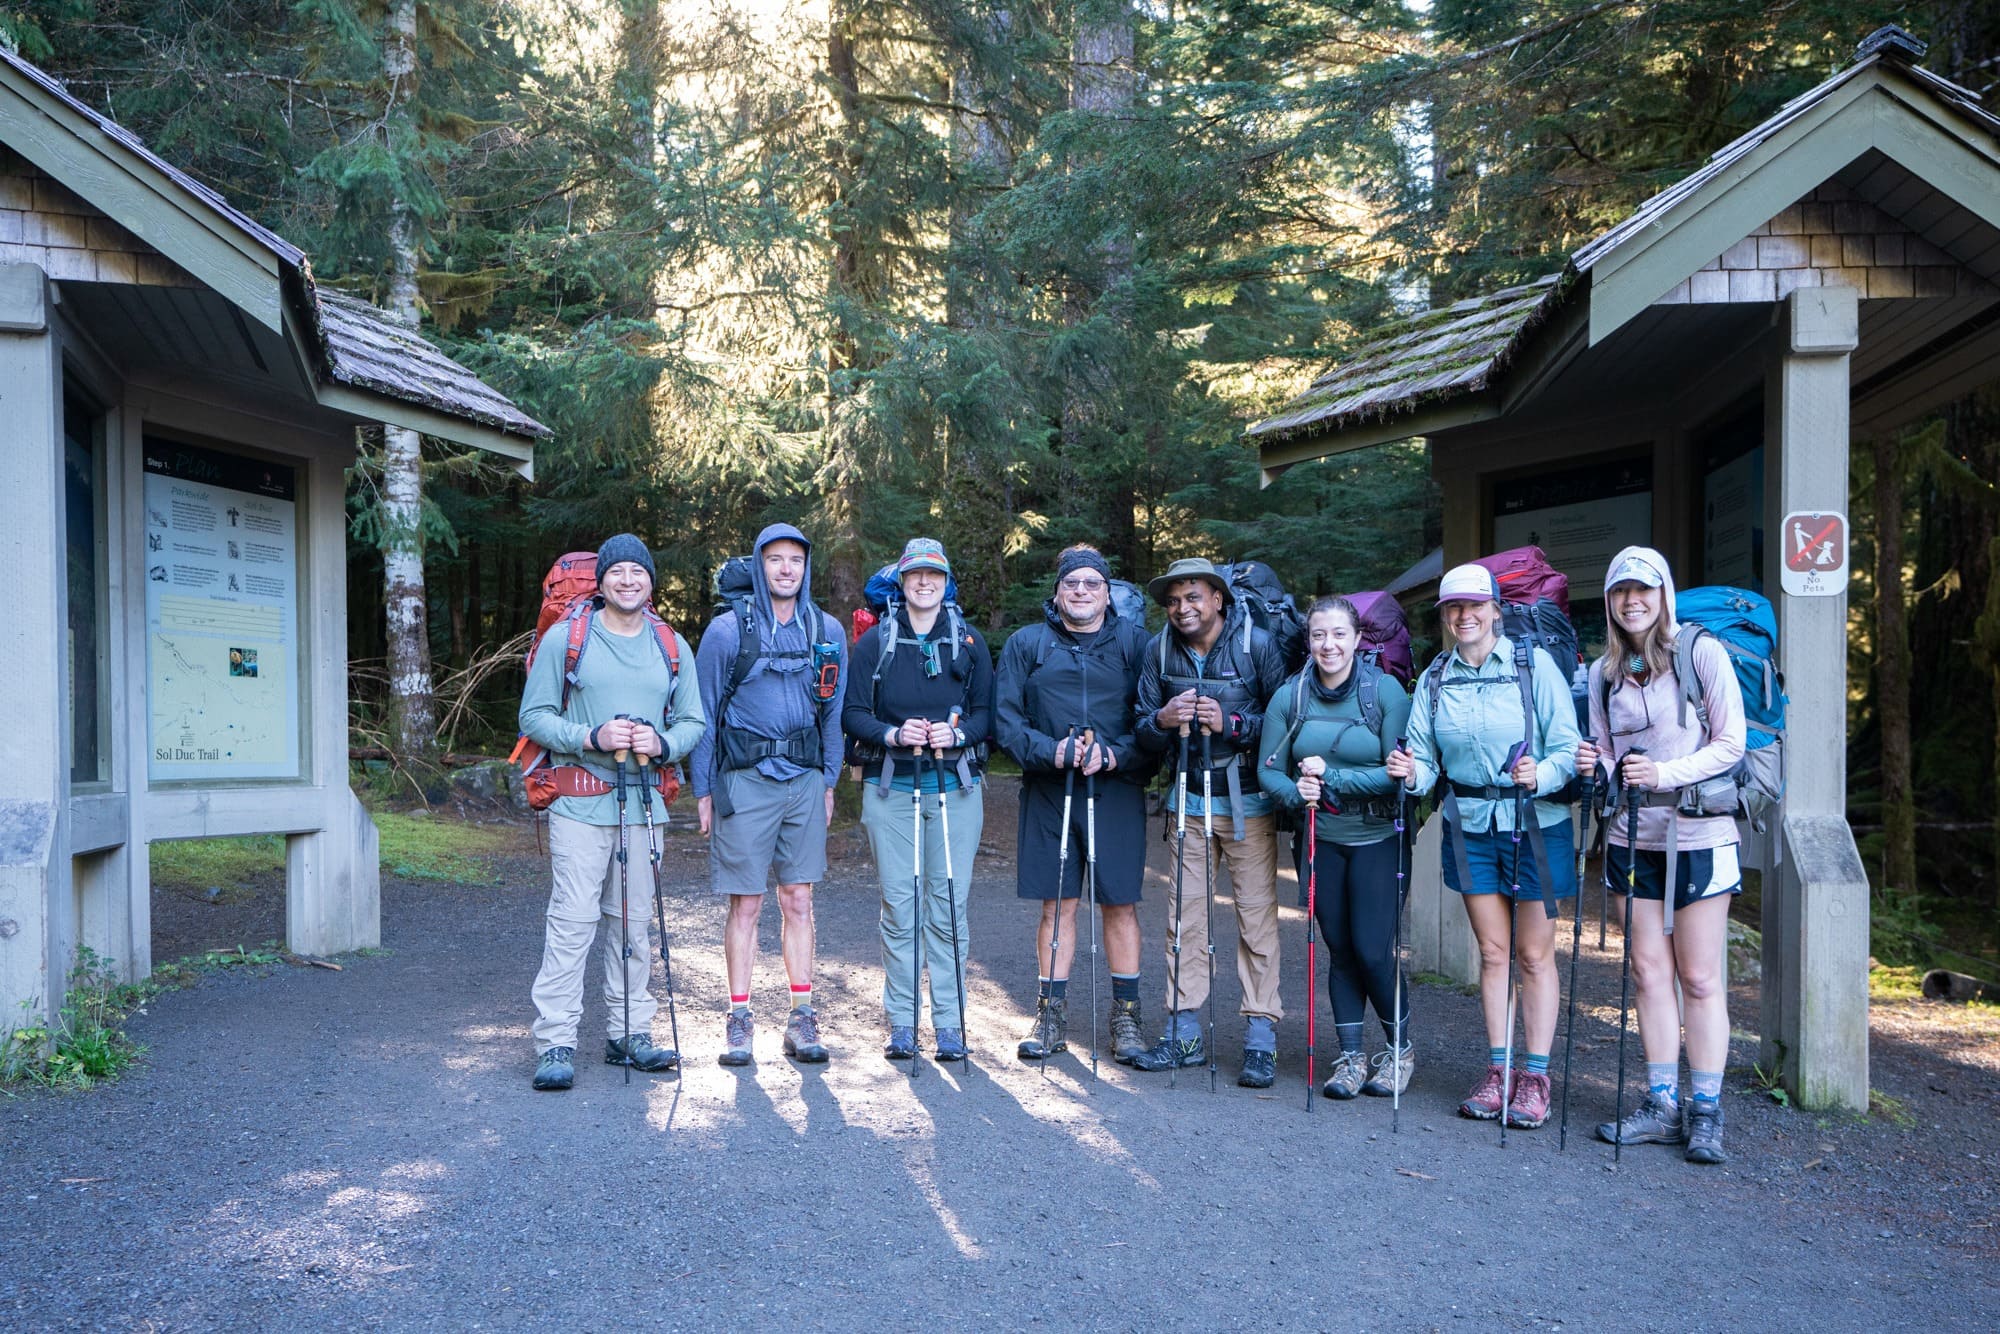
[1873,433,1916,897]
[817,5,866,613]
[379,0,437,761]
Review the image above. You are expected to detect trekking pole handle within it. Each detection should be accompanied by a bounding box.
[934,707,963,760]
[1622,745,1649,809]
[613,711,634,765]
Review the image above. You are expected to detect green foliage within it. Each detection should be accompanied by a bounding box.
[371,811,514,883]
[149,835,285,890]
[2,949,145,1092]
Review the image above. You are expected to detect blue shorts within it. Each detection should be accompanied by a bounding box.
[1440,817,1577,901]
[1606,842,1742,910]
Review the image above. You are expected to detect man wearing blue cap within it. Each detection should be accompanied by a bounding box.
[518,534,707,1091]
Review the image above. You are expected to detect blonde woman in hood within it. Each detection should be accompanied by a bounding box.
[1576,546,1745,1166]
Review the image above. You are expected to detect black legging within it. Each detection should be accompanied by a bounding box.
[1300,834,1407,1041]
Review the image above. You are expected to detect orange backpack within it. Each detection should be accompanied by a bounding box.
[508,551,682,808]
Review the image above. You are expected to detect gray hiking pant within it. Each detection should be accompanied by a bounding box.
[860,783,983,1029]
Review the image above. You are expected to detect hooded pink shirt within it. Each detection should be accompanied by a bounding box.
[1586,545,1746,853]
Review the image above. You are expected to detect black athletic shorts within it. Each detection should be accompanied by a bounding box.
[1605,842,1743,910]
[1015,775,1145,905]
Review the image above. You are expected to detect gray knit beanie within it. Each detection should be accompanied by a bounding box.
[596,533,655,584]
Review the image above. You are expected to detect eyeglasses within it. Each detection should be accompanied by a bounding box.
[1058,577,1107,592]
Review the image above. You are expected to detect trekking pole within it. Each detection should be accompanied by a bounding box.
[910,726,928,1082]
[637,747,681,1068]
[1558,763,1595,1152]
[1200,724,1217,1094]
[933,710,970,1081]
[1392,736,1410,1135]
[1499,740,1529,1148]
[1611,746,1648,1166]
[613,732,633,1086]
[1169,723,1191,1090]
[1303,797,1318,1115]
[1045,726,1079,1081]
[1088,732,1104,1088]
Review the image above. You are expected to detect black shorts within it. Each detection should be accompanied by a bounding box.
[1015,775,1145,905]
[1605,842,1742,910]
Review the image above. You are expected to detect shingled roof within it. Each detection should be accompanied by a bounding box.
[0,45,547,444]
[1250,27,1990,454]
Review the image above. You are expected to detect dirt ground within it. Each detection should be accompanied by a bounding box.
[4,776,1996,1330]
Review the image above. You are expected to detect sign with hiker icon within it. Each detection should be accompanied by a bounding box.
[1779,510,1848,597]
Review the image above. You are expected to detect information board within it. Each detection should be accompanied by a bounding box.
[143,438,301,781]
[1491,456,1652,597]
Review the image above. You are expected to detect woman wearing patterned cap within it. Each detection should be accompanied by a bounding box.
[1386,562,1581,1131]
[1577,545,1745,1165]
[841,538,995,1063]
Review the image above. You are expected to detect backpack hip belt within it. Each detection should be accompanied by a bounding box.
[1176,746,1249,842]
[873,744,979,794]
[522,762,680,812]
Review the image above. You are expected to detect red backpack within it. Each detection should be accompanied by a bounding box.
[508,551,682,807]
[1475,545,1570,617]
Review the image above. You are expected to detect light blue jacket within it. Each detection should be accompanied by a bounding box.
[1404,635,1581,833]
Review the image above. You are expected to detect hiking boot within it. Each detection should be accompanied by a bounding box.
[1321,1049,1370,1101]
[1458,1065,1509,1120]
[1363,1044,1415,1097]
[883,1025,918,1061]
[934,1028,967,1062]
[1596,1089,1684,1146]
[605,1034,679,1072]
[784,1006,830,1063]
[1684,1097,1727,1165]
[1238,1049,1276,1089]
[1128,1033,1204,1073]
[532,1046,575,1091]
[718,1009,754,1067]
[1505,1071,1552,1128]
[1016,999,1068,1060]
[1109,1000,1147,1065]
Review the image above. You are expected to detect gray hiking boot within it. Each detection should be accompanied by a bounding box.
[933,1028,967,1062]
[605,1034,679,1072]
[718,1008,754,1067]
[783,1006,830,1063]
[1108,999,1147,1065]
[1684,1097,1727,1164]
[1128,1033,1204,1073]
[1363,1043,1415,1097]
[1321,1049,1370,1100]
[1016,998,1068,1060]
[883,1025,918,1061]
[1238,1049,1276,1089]
[532,1046,575,1091]
[1596,1089,1684,1146]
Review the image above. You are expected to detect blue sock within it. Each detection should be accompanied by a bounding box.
[1111,973,1139,1004]
[1647,1061,1679,1101]
[1523,1052,1549,1076]
[1690,1069,1722,1102]
[1172,1009,1202,1041]
[1488,1046,1508,1067]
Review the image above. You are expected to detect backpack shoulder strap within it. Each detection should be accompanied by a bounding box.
[642,609,681,677]
[1511,636,1537,749]
[558,602,595,713]
[1356,657,1385,758]
[713,600,762,730]
[1671,626,1711,731]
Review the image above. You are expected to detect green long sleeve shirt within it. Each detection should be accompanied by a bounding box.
[1257,668,1412,846]
[518,612,708,826]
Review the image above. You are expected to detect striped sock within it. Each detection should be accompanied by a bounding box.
[790,983,812,1011]
[729,992,750,1015]
[1523,1052,1550,1076]
[1488,1046,1508,1067]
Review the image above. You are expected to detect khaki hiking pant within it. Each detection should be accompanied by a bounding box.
[1161,812,1283,1020]
[531,813,660,1052]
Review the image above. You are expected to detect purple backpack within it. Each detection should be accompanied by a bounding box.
[1347,590,1414,687]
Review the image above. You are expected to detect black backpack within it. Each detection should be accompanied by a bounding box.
[1217,560,1306,674]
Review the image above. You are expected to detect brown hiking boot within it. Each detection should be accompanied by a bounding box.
[1363,1044,1415,1097]
[1505,1071,1552,1128]
[783,1006,829,1063]
[1459,1064,1508,1120]
[1109,1000,1146,1065]
[1016,998,1068,1060]
[1320,1049,1369,1101]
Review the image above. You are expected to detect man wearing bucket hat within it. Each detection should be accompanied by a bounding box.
[842,538,995,1062]
[1129,557,1290,1086]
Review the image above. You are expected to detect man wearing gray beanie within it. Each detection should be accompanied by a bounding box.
[517,534,706,1091]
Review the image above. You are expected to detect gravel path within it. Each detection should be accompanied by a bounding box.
[4,778,1995,1330]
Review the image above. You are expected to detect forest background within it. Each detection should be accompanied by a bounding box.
[8,0,2000,972]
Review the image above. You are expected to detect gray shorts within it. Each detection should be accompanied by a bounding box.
[710,769,829,894]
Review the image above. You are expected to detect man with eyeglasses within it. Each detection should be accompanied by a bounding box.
[995,544,1155,1065]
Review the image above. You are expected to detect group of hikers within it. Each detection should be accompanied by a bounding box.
[514,524,1753,1167]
